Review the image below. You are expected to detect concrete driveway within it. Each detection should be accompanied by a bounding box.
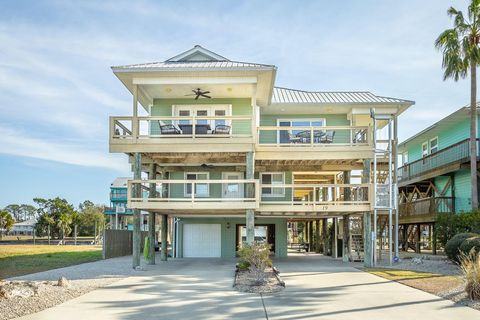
[17,254,479,320]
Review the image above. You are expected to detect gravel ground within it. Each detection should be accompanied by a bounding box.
[0,278,118,320]
[234,269,284,294]
[376,255,461,275]
[439,283,480,311]
[1,254,145,319]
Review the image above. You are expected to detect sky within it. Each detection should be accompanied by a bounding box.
[0,0,473,208]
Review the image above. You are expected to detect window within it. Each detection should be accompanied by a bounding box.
[261,173,285,197]
[184,172,209,197]
[422,142,429,157]
[401,152,408,165]
[278,119,326,143]
[173,105,231,129]
[430,137,438,154]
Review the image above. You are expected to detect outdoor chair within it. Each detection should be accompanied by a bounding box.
[288,133,302,143]
[212,124,231,134]
[320,130,335,143]
[160,124,181,135]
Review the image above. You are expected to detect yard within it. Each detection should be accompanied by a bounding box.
[0,245,102,279]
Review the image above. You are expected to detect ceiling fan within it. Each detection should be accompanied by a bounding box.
[185,88,211,100]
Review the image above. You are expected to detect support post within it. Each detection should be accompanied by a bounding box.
[74,224,77,246]
[322,218,328,254]
[332,218,338,258]
[132,152,142,269]
[246,151,255,244]
[309,221,314,252]
[160,214,168,261]
[393,115,399,259]
[342,215,350,262]
[416,223,421,254]
[362,159,373,267]
[432,223,437,255]
[315,220,321,253]
[147,163,157,265]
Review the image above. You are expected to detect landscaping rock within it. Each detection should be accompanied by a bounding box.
[57,276,70,287]
[412,257,423,265]
[0,281,38,299]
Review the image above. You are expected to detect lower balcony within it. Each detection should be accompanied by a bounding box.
[399,196,454,224]
[127,180,371,215]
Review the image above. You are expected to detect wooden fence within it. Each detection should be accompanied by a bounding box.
[103,229,147,259]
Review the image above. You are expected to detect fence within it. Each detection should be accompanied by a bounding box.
[103,229,147,259]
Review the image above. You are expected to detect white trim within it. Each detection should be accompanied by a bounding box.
[421,141,429,157]
[166,46,228,62]
[132,77,257,85]
[260,172,286,198]
[429,136,438,154]
[184,172,210,197]
[221,172,244,198]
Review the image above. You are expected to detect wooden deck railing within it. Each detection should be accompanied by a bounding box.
[398,196,454,217]
[398,139,477,183]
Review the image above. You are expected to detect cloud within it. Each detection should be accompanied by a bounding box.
[0,126,129,172]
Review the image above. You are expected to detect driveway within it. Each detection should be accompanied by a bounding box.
[17,254,479,320]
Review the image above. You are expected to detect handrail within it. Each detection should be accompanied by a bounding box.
[398,139,475,182]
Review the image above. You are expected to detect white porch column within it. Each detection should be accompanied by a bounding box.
[132,152,142,269]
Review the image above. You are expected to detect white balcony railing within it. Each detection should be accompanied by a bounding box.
[257,126,370,147]
[127,179,259,210]
[110,115,253,140]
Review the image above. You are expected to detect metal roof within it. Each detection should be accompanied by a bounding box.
[112,60,276,71]
[111,177,129,188]
[272,87,413,105]
[112,45,276,71]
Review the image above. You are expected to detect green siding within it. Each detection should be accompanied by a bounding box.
[454,169,472,212]
[177,217,288,258]
[259,114,350,144]
[401,116,477,163]
[150,98,252,135]
[169,171,224,199]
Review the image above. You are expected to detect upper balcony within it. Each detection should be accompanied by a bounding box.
[398,139,477,186]
[110,114,254,153]
[398,196,454,224]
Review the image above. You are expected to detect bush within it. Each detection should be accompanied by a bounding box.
[237,260,250,271]
[445,233,478,261]
[436,210,480,246]
[237,242,272,285]
[460,236,480,256]
[459,249,480,300]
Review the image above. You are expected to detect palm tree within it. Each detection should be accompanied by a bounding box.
[435,0,480,210]
[57,213,72,240]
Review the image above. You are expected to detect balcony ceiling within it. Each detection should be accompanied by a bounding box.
[140,83,255,101]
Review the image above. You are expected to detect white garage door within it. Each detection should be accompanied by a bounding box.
[183,224,221,257]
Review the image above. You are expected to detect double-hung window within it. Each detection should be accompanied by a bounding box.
[261,173,285,197]
[185,172,209,197]
[422,142,429,157]
[429,137,438,154]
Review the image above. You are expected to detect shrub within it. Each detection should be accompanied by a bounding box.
[436,210,480,246]
[459,249,480,300]
[237,260,250,271]
[445,233,478,262]
[460,236,480,255]
[237,242,272,285]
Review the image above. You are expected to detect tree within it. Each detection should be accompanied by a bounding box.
[20,204,37,221]
[0,210,15,239]
[435,0,480,210]
[77,201,105,236]
[34,197,75,239]
[4,204,21,221]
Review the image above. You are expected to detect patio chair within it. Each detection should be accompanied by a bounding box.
[288,133,302,144]
[320,130,335,143]
[212,124,231,134]
[160,124,181,135]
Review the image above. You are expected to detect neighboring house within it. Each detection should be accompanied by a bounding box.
[109,45,413,266]
[397,104,480,253]
[104,177,148,231]
[10,218,36,235]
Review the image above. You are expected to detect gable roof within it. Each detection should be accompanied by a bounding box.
[399,102,480,148]
[272,87,413,105]
[111,177,129,188]
[112,45,276,72]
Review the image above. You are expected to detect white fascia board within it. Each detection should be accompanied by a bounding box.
[132,77,258,85]
[351,106,399,115]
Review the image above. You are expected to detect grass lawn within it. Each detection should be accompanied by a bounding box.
[0,245,102,279]
[365,268,463,295]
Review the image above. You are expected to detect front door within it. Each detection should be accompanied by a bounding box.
[222,172,244,199]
